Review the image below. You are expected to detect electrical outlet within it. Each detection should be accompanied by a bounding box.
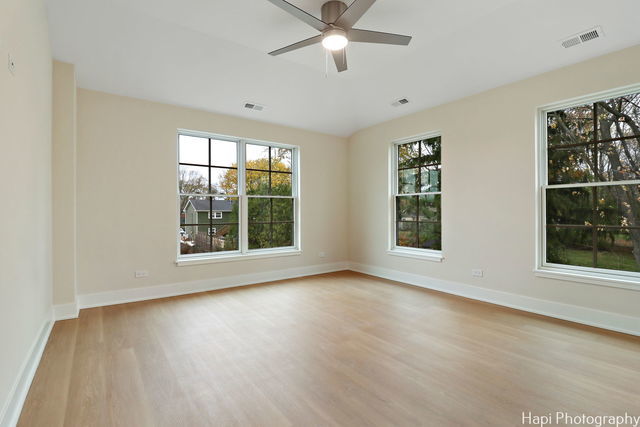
[8,54,16,75]
[471,269,483,278]
[318,251,326,258]
[135,270,149,278]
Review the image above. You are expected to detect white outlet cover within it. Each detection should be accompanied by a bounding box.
[471,269,483,278]
[135,270,149,278]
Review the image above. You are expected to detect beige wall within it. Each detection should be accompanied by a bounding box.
[52,61,77,305]
[0,0,52,420]
[76,89,348,296]
[348,44,640,318]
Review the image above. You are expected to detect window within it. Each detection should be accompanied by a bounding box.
[390,134,442,258]
[540,88,640,284]
[178,131,298,261]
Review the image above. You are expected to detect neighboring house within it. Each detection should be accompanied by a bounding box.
[182,199,234,236]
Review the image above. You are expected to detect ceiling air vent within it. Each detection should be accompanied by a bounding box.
[244,102,265,111]
[392,98,409,107]
[561,26,604,48]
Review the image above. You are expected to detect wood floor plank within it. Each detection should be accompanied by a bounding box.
[18,271,640,426]
[18,320,78,427]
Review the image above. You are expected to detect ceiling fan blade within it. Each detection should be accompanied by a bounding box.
[266,0,329,32]
[332,49,348,72]
[334,0,376,29]
[348,28,412,45]
[269,35,322,56]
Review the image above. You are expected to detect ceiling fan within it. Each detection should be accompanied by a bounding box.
[266,0,412,72]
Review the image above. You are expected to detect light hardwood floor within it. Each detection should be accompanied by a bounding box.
[19,271,640,426]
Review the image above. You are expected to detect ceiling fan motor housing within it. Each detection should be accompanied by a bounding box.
[321,1,348,24]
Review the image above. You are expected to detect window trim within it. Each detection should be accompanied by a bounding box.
[536,83,640,290]
[209,211,223,219]
[176,129,300,265]
[388,131,443,261]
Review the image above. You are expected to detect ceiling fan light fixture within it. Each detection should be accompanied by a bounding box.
[322,28,348,51]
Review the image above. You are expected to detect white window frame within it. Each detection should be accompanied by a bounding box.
[208,211,223,219]
[388,131,443,262]
[176,129,301,266]
[535,83,640,290]
[208,227,217,236]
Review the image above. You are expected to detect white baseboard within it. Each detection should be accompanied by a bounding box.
[78,261,349,310]
[58,258,640,337]
[0,313,53,427]
[53,302,79,321]
[349,262,640,337]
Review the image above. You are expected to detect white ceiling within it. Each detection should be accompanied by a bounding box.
[46,0,640,137]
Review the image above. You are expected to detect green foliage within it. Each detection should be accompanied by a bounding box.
[247,197,294,249]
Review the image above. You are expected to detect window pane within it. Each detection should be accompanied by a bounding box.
[546,187,592,226]
[420,166,440,192]
[272,198,294,222]
[597,140,640,182]
[419,223,441,250]
[246,170,270,195]
[179,135,208,165]
[272,147,292,172]
[248,197,270,222]
[211,167,237,195]
[594,185,640,226]
[180,196,209,224]
[397,221,418,248]
[180,195,207,225]
[547,145,594,184]
[546,226,594,268]
[211,197,237,222]
[180,225,211,255]
[398,142,420,168]
[248,223,270,249]
[248,197,295,250]
[246,144,270,170]
[596,228,640,272]
[179,165,209,194]
[179,196,238,255]
[271,172,292,196]
[420,137,441,165]
[418,194,441,222]
[547,106,594,146]
[596,93,640,140]
[210,139,237,167]
[396,196,417,221]
[398,168,418,194]
[272,223,293,247]
[211,223,239,252]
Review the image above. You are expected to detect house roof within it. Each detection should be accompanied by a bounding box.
[187,199,233,212]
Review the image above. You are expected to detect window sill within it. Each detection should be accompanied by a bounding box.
[387,248,443,262]
[534,267,640,291]
[176,249,301,267]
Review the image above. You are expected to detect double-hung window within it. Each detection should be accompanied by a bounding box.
[539,88,640,286]
[178,131,298,262]
[390,133,442,259]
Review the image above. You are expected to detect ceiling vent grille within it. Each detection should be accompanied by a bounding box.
[392,98,409,107]
[244,102,265,111]
[561,26,603,48]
